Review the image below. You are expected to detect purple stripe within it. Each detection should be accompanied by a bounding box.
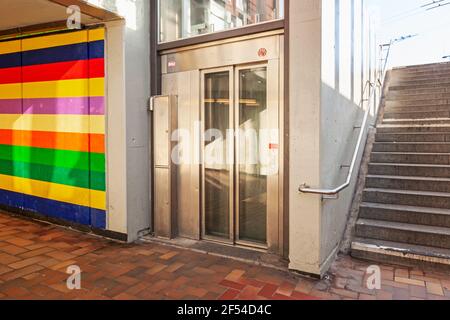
[0,97,105,115]
[89,97,105,115]
[0,99,22,114]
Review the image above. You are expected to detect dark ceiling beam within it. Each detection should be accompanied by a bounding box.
[0,20,69,39]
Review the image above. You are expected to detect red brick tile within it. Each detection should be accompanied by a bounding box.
[20,247,54,259]
[291,291,319,300]
[46,251,76,261]
[235,286,258,300]
[0,252,21,265]
[50,260,77,271]
[276,281,296,296]
[0,244,28,255]
[225,269,246,282]
[1,265,44,281]
[8,256,48,270]
[166,262,184,273]
[220,279,246,291]
[258,283,278,299]
[160,251,178,260]
[113,292,137,300]
[184,286,208,298]
[6,237,34,247]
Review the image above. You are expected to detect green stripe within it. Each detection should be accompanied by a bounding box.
[0,145,105,173]
[0,159,105,191]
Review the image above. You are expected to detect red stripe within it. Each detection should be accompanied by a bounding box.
[89,58,105,78]
[21,58,105,83]
[0,67,21,84]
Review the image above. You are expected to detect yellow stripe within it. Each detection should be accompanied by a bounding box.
[22,78,104,99]
[89,28,105,42]
[22,30,88,52]
[0,114,105,134]
[0,83,21,99]
[0,40,21,55]
[0,174,105,210]
[89,78,105,96]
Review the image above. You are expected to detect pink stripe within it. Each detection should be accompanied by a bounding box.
[89,97,105,115]
[0,99,22,114]
[0,97,105,115]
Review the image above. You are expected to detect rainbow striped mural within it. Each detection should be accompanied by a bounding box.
[0,29,106,229]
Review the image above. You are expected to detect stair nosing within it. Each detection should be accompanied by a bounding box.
[366,174,450,183]
[356,218,450,236]
[360,202,450,215]
[352,238,450,263]
[369,163,450,168]
[364,187,450,198]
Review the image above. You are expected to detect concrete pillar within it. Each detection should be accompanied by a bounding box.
[288,0,324,276]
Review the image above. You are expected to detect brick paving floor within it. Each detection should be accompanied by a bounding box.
[0,211,449,300]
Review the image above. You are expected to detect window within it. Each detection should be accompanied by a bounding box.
[158,0,284,43]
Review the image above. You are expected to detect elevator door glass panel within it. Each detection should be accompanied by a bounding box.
[204,71,231,239]
[238,67,268,245]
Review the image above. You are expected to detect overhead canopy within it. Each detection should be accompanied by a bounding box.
[0,0,122,35]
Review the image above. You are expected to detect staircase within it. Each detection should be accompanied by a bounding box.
[351,62,450,269]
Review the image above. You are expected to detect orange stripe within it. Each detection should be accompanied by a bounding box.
[0,130,105,154]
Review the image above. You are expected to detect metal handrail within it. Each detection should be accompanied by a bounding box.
[298,80,376,197]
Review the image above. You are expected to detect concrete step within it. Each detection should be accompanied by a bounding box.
[362,188,450,209]
[386,99,449,108]
[384,110,450,120]
[390,82,450,91]
[394,63,450,73]
[387,93,450,101]
[377,125,450,133]
[394,71,450,79]
[359,202,450,228]
[382,118,450,126]
[392,76,450,84]
[373,142,450,153]
[375,132,450,142]
[384,105,450,113]
[366,175,450,193]
[392,78,450,86]
[371,152,450,165]
[388,87,450,96]
[351,238,450,270]
[368,163,450,178]
[355,218,450,249]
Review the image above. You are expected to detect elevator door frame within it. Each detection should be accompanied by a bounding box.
[160,31,285,254]
[200,62,279,250]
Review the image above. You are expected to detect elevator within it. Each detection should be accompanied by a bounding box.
[152,30,285,254]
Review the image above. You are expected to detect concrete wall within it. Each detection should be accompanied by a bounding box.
[290,0,379,277]
[89,0,151,240]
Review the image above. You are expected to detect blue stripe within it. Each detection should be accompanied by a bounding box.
[89,40,104,59]
[0,52,21,69]
[23,42,88,66]
[0,188,106,229]
[22,40,104,66]
[91,208,107,229]
[0,40,105,68]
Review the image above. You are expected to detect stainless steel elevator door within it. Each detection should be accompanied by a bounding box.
[200,64,278,248]
[203,69,233,241]
[236,66,269,245]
